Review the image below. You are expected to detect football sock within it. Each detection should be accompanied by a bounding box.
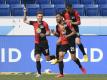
[36,61,41,74]
[59,61,64,75]
[78,43,86,55]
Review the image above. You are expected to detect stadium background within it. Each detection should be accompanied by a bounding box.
[0,0,107,74]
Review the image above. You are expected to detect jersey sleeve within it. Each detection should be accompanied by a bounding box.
[74,10,81,23]
[29,21,35,25]
[43,22,50,32]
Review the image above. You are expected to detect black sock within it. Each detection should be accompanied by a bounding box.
[59,61,64,75]
[36,61,41,74]
[74,58,82,68]
[56,45,60,59]
[78,43,86,55]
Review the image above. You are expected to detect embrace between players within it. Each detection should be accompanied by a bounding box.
[23,4,88,78]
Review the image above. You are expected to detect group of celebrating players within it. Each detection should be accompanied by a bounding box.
[23,4,88,78]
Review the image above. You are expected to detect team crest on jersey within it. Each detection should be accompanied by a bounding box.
[39,25,44,29]
[36,28,41,33]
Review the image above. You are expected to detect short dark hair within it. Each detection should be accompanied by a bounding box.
[36,11,43,15]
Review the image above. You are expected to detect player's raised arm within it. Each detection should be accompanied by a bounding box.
[66,22,76,38]
[23,7,30,24]
[71,10,81,25]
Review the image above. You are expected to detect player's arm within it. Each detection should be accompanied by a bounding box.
[66,23,76,38]
[45,23,50,36]
[23,7,30,24]
[71,10,81,25]
[51,25,60,37]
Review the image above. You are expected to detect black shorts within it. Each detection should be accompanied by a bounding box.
[68,36,76,54]
[35,42,49,56]
[59,44,69,53]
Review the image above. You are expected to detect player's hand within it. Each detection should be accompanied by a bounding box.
[23,7,27,13]
[40,33,45,37]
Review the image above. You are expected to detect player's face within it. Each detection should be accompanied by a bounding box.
[36,14,43,22]
[56,14,63,23]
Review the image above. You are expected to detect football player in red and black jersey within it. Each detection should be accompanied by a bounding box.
[62,4,88,62]
[23,9,55,77]
[52,13,86,78]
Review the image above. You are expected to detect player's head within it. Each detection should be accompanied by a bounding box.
[36,11,44,22]
[56,13,63,23]
[66,4,73,12]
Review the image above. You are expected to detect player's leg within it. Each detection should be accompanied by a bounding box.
[69,38,87,74]
[35,44,42,77]
[56,51,64,78]
[50,44,60,64]
[56,44,60,59]
[42,43,55,61]
[75,37,88,62]
[51,39,61,64]
[71,53,86,74]
[56,44,68,78]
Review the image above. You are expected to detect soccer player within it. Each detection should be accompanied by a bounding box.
[52,13,86,78]
[61,4,88,62]
[23,9,55,77]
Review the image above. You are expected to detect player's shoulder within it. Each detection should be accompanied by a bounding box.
[42,21,48,26]
[29,21,37,25]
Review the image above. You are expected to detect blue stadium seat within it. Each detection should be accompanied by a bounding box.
[54,4,65,13]
[41,4,56,16]
[11,4,24,16]
[0,0,5,4]
[66,0,80,4]
[73,4,84,16]
[95,0,107,4]
[80,0,94,4]
[0,4,10,16]
[36,0,50,4]
[6,0,20,4]
[51,0,65,4]
[21,0,35,4]
[26,4,40,16]
[100,5,107,16]
[85,5,99,16]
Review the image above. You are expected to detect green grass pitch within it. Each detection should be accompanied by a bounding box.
[0,74,107,80]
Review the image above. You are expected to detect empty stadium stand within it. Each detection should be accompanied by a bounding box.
[0,0,107,16]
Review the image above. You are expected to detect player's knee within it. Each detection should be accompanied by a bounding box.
[71,55,76,61]
[35,54,41,61]
[59,52,64,61]
[76,41,81,45]
[75,38,81,44]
